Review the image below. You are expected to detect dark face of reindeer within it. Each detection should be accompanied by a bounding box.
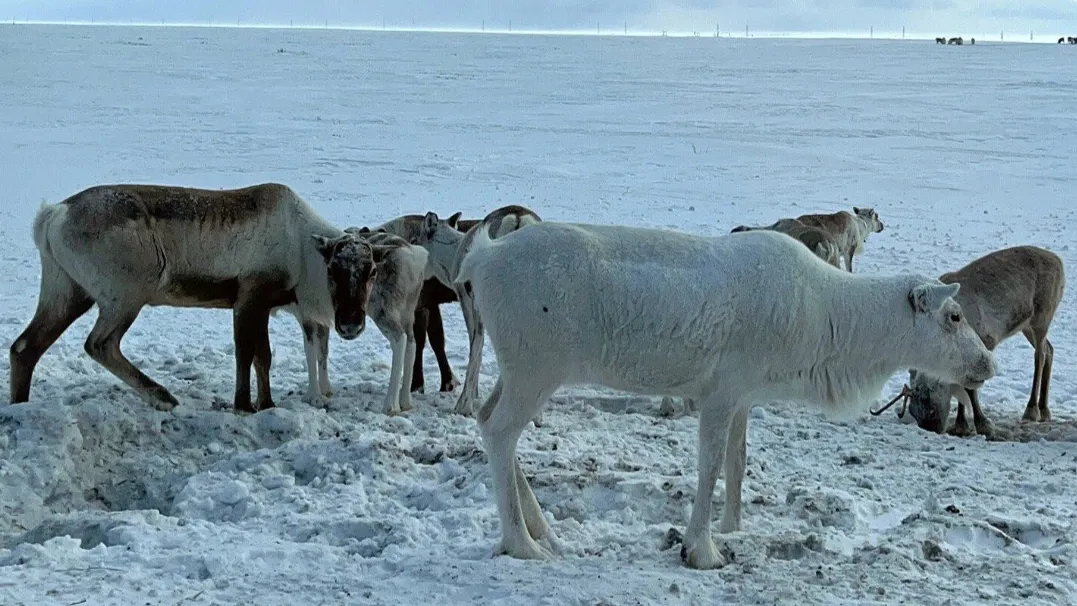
[313,233,377,340]
[905,369,953,434]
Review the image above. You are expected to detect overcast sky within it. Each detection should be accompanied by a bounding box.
[2,0,1075,37]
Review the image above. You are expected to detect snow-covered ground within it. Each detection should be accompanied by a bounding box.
[2,24,1076,605]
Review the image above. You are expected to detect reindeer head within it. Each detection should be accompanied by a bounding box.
[903,369,965,433]
[853,207,884,233]
[418,211,464,245]
[898,281,995,431]
[312,232,378,340]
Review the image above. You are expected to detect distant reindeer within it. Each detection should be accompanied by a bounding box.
[373,212,480,394]
[415,205,541,416]
[1069,37,1077,44]
[936,37,946,44]
[794,207,884,272]
[730,218,842,269]
[9,183,379,413]
[884,246,1065,437]
[947,37,964,45]
[455,222,995,568]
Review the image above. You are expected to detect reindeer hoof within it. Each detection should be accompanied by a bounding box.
[680,537,726,570]
[146,387,179,411]
[658,396,676,418]
[234,400,257,414]
[947,422,976,438]
[441,376,461,393]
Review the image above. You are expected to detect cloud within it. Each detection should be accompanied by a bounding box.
[1,0,1074,36]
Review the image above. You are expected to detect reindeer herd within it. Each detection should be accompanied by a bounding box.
[6,181,1066,569]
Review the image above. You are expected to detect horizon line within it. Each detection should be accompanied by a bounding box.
[1,19,1066,44]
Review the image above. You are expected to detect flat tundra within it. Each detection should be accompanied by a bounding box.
[901,245,1065,436]
[795,206,884,272]
[454,222,995,569]
[9,183,378,412]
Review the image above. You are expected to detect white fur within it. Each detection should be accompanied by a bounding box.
[417,209,540,416]
[366,239,429,415]
[454,222,996,568]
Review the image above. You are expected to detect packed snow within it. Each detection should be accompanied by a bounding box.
[2,23,1077,606]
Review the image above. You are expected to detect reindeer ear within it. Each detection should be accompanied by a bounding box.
[312,234,335,262]
[422,212,439,239]
[909,282,960,314]
[447,211,463,229]
[370,244,395,265]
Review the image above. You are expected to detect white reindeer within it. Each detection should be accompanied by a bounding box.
[795,207,884,272]
[333,229,430,415]
[886,245,1065,437]
[411,205,541,417]
[9,183,381,413]
[453,222,996,569]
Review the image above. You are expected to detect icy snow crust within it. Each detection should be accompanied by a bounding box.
[1,24,1076,605]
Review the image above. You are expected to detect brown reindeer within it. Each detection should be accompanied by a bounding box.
[892,246,1065,437]
[9,183,380,413]
[795,207,884,272]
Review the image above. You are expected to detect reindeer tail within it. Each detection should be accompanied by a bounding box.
[31,202,66,258]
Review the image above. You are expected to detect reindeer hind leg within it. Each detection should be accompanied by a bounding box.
[10,266,93,403]
[84,299,178,410]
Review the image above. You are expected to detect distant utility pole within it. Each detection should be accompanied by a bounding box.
[902,26,905,39]
[624,21,627,35]
[481,20,484,32]
[1029,30,1033,41]
[1000,30,1004,41]
[597,22,600,34]
[509,19,512,32]
[716,22,719,37]
[870,26,873,39]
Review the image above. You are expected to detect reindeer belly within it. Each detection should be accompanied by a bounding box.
[151,272,298,309]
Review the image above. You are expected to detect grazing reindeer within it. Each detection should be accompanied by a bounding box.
[730,218,842,269]
[326,229,430,415]
[1070,37,1077,44]
[9,183,379,413]
[795,206,884,272]
[936,37,946,44]
[892,246,1064,437]
[947,37,963,45]
[415,205,541,416]
[373,212,480,394]
[455,222,995,568]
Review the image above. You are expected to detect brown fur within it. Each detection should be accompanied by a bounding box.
[9,183,373,413]
[940,246,1065,435]
[795,207,884,272]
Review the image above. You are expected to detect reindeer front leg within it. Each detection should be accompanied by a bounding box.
[301,321,327,404]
